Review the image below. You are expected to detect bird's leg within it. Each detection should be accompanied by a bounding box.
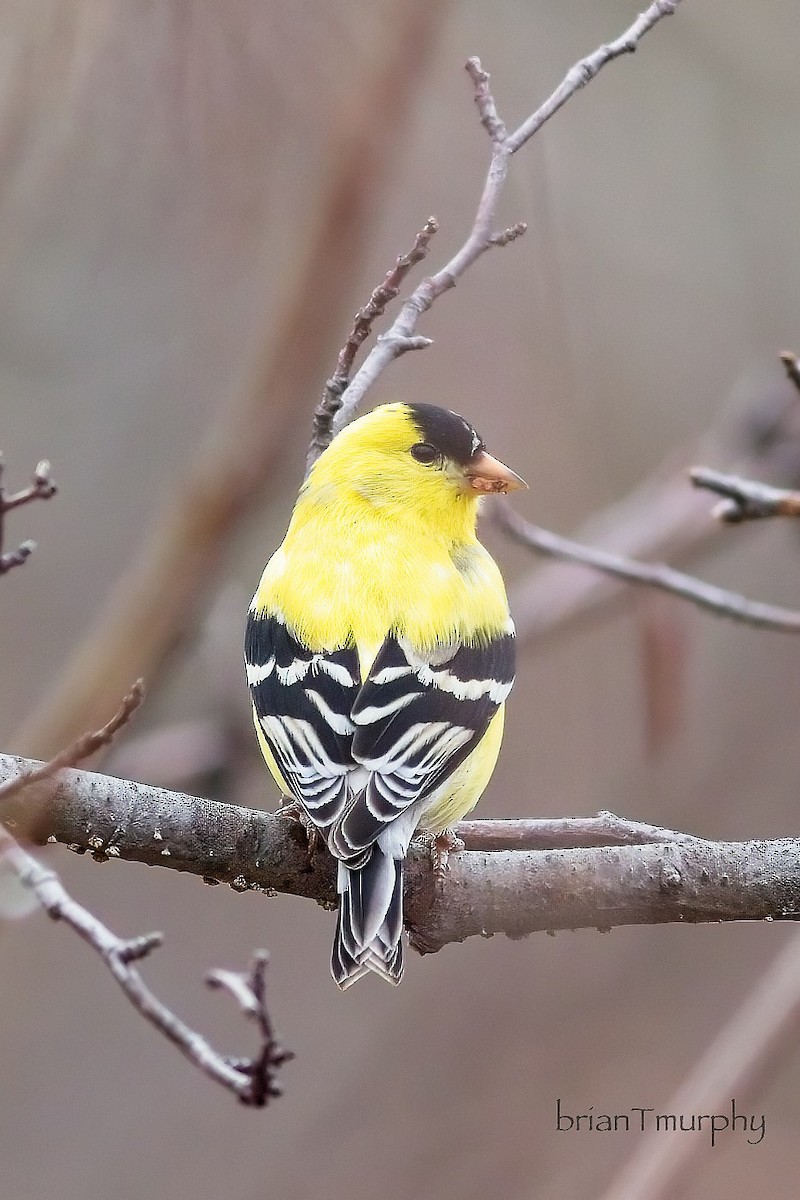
[414,827,465,883]
[277,797,321,859]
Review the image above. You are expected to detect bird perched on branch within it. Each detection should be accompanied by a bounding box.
[245,402,525,987]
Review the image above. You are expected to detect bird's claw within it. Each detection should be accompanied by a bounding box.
[415,827,465,883]
[278,798,321,859]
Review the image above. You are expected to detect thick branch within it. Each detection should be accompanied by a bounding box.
[408,838,800,954]
[2,756,797,955]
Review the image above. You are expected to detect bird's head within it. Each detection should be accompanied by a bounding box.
[304,402,526,534]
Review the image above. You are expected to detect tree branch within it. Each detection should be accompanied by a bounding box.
[0,694,291,1107]
[503,0,682,155]
[0,455,57,575]
[456,811,698,852]
[327,0,682,434]
[2,755,798,956]
[0,681,144,804]
[780,349,800,393]
[0,825,291,1104]
[691,466,800,523]
[306,216,438,472]
[508,358,800,645]
[497,503,800,634]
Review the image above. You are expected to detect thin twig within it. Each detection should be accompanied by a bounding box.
[207,952,294,1107]
[306,217,438,472]
[465,57,507,143]
[691,466,800,523]
[0,695,291,1106]
[455,811,699,852]
[489,221,528,248]
[0,456,57,574]
[504,0,681,155]
[0,827,290,1104]
[509,366,800,646]
[329,0,682,435]
[0,540,36,575]
[780,350,800,393]
[1,459,57,511]
[497,503,800,633]
[0,681,145,805]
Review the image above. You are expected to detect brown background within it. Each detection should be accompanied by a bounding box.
[2,2,800,1197]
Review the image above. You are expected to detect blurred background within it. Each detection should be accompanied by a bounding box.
[2,1,800,1196]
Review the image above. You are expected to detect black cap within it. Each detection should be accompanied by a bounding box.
[407,403,485,466]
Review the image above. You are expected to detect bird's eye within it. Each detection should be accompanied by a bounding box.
[410,442,441,465]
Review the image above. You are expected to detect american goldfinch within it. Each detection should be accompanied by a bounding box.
[245,402,524,988]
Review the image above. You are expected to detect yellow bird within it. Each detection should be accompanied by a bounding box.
[245,403,525,987]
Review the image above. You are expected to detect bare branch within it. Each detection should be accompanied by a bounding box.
[2,755,798,956]
[0,455,57,574]
[465,58,507,143]
[489,221,528,248]
[406,837,799,955]
[0,539,36,576]
[0,694,290,1106]
[456,811,698,852]
[509,369,800,645]
[206,952,294,1106]
[1,459,57,511]
[0,826,289,1105]
[0,680,145,806]
[497,503,800,634]
[504,0,681,155]
[780,349,800,393]
[307,217,438,472]
[691,466,800,523]
[330,0,682,433]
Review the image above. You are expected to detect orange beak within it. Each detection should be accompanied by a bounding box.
[464,451,528,494]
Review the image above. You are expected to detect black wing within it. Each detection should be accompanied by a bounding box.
[245,609,360,831]
[330,630,515,859]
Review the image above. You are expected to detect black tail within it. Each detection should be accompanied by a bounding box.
[331,848,404,989]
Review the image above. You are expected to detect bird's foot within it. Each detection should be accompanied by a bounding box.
[278,798,321,859]
[415,827,465,883]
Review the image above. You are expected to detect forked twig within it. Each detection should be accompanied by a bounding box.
[0,456,57,575]
[317,0,682,441]
[0,687,291,1106]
